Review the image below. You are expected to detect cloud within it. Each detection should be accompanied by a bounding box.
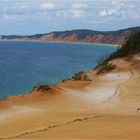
[129,4,135,8]
[99,9,118,17]
[54,9,89,20]
[0,0,139,27]
[133,13,140,19]
[72,9,88,19]
[40,2,56,10]
[99,10,108,17]
[99,1,125,18]
[72,3,88,9]
[111,0,120,6]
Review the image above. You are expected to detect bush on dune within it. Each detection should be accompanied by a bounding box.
[32,84,51,92]
[72,71,92,81]
[96,63,116,75]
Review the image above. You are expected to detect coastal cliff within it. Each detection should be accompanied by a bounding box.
[1,26,140,45]
[0,28,140,139]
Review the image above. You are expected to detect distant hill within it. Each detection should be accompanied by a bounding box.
[0,26,140,45]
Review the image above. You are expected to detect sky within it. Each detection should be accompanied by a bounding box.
[0,0,140,35]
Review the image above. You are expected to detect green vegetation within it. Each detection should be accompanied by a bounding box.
[37,84,51,91]
[72,71,92,81]
[96,63,116,75]
[106,30,140,61]
[95,54,109,68]
[32,84,51,92]
[96,30,140,74]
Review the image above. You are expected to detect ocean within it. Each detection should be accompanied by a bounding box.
[0,41,117,99]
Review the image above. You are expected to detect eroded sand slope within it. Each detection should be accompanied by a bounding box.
[0,54,140,139]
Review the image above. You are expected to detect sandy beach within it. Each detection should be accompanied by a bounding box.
[0,54,140,139]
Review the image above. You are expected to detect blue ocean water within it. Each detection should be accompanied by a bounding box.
[0,41,117,99]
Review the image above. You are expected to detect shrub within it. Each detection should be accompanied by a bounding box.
[96,63,116,75]
[95,54,109,69]
[72,71,92,81]
[32,84,51,92]
[38,84,51,91]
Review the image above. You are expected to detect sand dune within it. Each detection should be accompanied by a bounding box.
[0,106,43,121]
[0,54,140,139]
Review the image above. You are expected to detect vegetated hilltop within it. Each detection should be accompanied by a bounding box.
[95,30,140,74]
[105,30,140,61]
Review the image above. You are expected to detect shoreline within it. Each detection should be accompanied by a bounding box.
[0,53,140,139]
[0,39,120,47]
[0,41,118,102]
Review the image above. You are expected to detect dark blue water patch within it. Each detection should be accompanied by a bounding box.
[0,41,117,99]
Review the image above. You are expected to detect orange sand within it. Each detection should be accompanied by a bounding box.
[0,54,140,139]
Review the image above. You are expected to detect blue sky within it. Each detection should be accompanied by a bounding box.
[0,0,140,35]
